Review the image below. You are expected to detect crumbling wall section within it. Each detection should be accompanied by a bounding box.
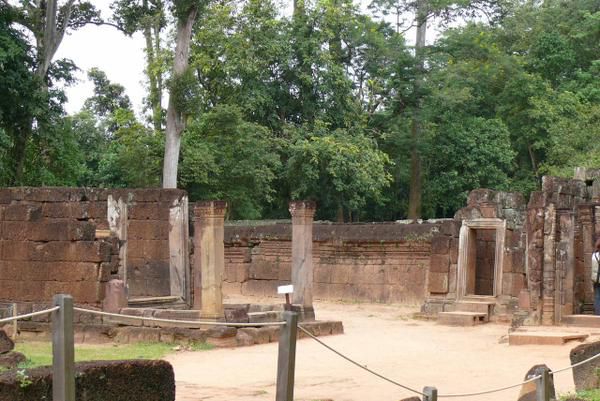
[525,176,589,325]
[0,188,119,306]
[0,187,187,307]
[223,222,444,304]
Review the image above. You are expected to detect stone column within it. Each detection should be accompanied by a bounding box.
[289,200,316,320]
[193,201,227,319]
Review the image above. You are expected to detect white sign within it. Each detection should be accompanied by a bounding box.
[277,285,294,295]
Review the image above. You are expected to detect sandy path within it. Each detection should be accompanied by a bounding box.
[166,299,586,401]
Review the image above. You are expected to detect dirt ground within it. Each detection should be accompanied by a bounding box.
[166,297,596,401]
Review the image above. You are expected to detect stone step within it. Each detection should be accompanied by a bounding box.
[509,331,588,346]
[562,315,600,328]
[453,301,494,315]
[247,311,283,323]
[128,296,186,309]
[437,311,488,326]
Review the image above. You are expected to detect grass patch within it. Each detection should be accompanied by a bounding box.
[14,341,213,369]
[561,389,600,401]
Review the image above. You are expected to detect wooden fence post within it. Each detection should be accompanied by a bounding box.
[275,311,298,401]
[423,386,438,401]
[536,368,551,401]
[11,303,17,340]
[52,294,75,401]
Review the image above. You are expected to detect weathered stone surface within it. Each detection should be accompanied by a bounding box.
[517,364,555,401]
[224,307,249,323]
[103,279,127,313]
[570,341,600,391]
[0,360,175,401]
[0,351,25,369]
[431,235,450,255]
[430,254,450,273]
[0,330,14,354]
[206,326,237,339]
[428,272,448,294]
[467,189,497,206]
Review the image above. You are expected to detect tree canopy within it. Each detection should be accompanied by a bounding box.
[0,0,598,220]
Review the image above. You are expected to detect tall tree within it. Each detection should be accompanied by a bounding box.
[1,0,103,183]
[370,0,509,218]
[111,0,167,132]
[162,0,201,188]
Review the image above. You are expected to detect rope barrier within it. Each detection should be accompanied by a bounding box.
[0,306,60,324]
[6,303,600,399]
[73,307,286,327]
[297,323,600,398]
[551,349,600,375]
[437,375,541,398]
[297,325,425,397]
[438,343,600,397]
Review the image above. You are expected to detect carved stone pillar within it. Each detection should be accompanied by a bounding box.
[193,201,227,319]
[289,200,316,320]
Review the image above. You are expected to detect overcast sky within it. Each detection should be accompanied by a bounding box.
[56,3,147,115]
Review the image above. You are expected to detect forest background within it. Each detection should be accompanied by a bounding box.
[0,0,598,222]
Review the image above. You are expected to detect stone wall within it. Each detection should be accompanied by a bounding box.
[0,188,187,307]
[125,190,186,298]
[0,188,119,306]
[223,221,445,304]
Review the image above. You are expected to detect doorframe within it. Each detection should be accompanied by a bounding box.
[456,218,506,300]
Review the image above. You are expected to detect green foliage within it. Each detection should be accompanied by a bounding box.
[96,109,164,188]
[180,105,281,218]
[424,117,514,216]
[1,0,600,221]
[14,341,213,369]
[560,388,600,401]
[286,124,392,220]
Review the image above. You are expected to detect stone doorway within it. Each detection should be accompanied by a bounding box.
[457,219,506,299]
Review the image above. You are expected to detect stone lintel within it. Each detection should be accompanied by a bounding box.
[194,201,228,219]
[288,200,316,219]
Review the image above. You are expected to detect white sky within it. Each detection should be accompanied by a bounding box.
[57,3,147,115]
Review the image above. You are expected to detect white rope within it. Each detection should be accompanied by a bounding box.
[437,375,542,398]
[297,325,425,396]
[73,307,286,327]
[0,306,60,324]
[551,349,600,375]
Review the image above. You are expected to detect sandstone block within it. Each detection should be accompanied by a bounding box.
[0,351,25,369]
[0,330,14,354]
[224,307,249,323]
[3,204,42,221]
[467,189,497,206]
[430,254,450,273]
[571,341,600,391]
[440,220,461,237]
[428,272,448,294]
[431,235,450,254]
[103,280,127,313]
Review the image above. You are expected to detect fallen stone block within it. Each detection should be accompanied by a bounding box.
[0,359,175,401]
[570,340,600,391]
[0,352,25,369]
[0,330,14,354]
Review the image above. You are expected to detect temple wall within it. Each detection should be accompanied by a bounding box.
[222,221,451,305]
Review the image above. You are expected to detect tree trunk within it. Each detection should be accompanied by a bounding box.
[407,0,427,220]
[162,5,198,188]
[143,0,163,133]
[12,0,72,184]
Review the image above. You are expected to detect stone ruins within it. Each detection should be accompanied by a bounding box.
[0,167,599,333]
